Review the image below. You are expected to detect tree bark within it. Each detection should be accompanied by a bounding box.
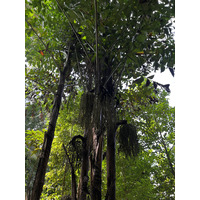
[106,100,116,200]
[105,97,117,200]
[31,55,71,200]
[71,168,77,200]
[63,144,77,200]
[90,128,103,200]
[78,130,90,200]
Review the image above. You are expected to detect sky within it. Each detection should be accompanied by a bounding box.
[152,69,175,107]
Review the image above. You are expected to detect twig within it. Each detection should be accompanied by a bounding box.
[103,61,122,89]
[115,62,126,89]
[61,43,71,78]
[63,144,72,165]
[94,0,100,93]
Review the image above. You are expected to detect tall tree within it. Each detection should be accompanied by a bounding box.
[25,0,175,199]
[26,2,74,198]
[30,49,72,200]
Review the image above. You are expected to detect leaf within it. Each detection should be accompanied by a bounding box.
[154,62,159,71]
[136,51,145,55]
[163,84,170,93]
[147,75,154,79]
[80,25,86,29]
[39,50,44,56]
[136,34,146,43]
[134,76,144,85]
[155,42,162,47]
[153,81,158,89]
[145,79,151,87]
[169,67,174,77]
[82,36,86,40]
[161,65,165,73]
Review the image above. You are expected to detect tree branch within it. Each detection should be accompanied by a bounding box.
[103,61,122,89]
[69,135,86,146]
[55,0,91,63]
[94,0,100,94]
[63,144,73,167]
[159,133,175,178]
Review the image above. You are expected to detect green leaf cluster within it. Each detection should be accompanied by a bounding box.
[25,0,175,198]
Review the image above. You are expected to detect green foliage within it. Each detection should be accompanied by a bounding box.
[117,124,139,157]
[25,88,175,199]
[25,100,48,130]
[25,129,45,197]
[116,87,175,199]
[26,129,45,152]
[40,94,84,199]
[25,0,175,95]
[116,151,155,199]
[25,0,175,199]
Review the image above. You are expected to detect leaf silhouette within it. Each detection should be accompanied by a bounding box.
[169,67,174,77]
[163,84,170,93]
[146,79,151,87]
[153,81,158,89]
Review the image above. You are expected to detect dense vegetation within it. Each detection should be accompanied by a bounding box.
[25,0,175,199]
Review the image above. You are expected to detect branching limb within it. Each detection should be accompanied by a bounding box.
[103,61,122,89]
[55,0,91,63]
[69,135,86,146]
[116,120,127,126]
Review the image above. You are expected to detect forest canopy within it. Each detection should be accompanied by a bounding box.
[25,0,175,199]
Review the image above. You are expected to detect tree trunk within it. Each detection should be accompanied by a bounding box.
[63,144,77,200]
[102,61,117,200]
[31,58,71,200]
[105,75,117,200]
[106,99,116,200]
[71,167,77,200]
[78,130,90,200]
[90,128,103,200]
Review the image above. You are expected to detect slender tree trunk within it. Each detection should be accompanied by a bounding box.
[71,166,77,200]
[78,59,93,199]
[62,164,67,197]
[101,61,117,200]
[63,144,77,200]
[31,56,71,200]
[106,99,116,200]
[90,128,103,200]
[105,65,116,199]
[78,130,90,200]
